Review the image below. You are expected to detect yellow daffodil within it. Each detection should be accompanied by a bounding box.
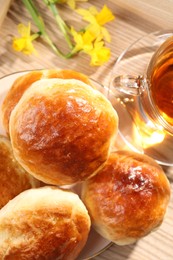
[14,1,114,66]
[71,27,110,66]
[12,23,38,55]
[86,39,111,66]
[70,27,94,52]
[77,5,115,42]
[94,5,115,26]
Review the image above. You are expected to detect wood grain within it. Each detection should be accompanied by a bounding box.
[0,1,173,259]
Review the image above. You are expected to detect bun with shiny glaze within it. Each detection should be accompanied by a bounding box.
[1,69,92,135]
[9,77,118,185]
[82,150,170,245]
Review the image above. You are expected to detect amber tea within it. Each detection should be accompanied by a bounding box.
[148,37,173,126]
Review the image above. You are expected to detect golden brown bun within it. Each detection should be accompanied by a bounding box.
[9,78,118,185]
[82,150,170,245]
[1,69,91,135]
[0,186,91,260]
[0,135,40,209]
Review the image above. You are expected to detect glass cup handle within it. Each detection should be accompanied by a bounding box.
[112,75,146,96]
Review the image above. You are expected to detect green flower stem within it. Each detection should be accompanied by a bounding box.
[43,0,73,49]
[22,0,69,58]
[31,32,41,41]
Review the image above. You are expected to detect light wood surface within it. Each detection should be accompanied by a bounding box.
[0,1,173,259]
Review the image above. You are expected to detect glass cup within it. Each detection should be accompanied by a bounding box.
[109,30,173,166]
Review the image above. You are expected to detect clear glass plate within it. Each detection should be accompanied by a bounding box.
[109,29,173,166]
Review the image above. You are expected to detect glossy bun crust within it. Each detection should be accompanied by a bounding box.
[0,135,40,209]
[82,150,170,245]
[0,186,91,260]
[1,69,91,135]
[9,78,118,185]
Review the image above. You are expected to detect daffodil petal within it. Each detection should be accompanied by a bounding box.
[85,39,111,66]
[18,23,31,37]
[87,23,100,39]
[71,27,84,51]
[24,39,37,55]
[83,30,95,43]
[96,5,115,26]
[88,6,98,15]
[77,8,97,24]
[101,27,111,42]
[90,47,110,66]
[12,38,26,51]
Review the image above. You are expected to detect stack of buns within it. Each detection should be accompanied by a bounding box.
[0,69,170,259]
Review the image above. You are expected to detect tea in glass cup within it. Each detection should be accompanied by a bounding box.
[109,30,173,166]
[147,36,173,127]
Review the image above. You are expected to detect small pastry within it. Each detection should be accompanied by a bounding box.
[1,69,91,135]
[9,78,118,185]
[0,186,91,260]
[0,135,40,209]
[82,150,170,245]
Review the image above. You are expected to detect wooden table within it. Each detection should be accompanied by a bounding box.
[0,0,173,259]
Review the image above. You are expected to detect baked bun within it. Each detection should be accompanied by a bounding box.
[82,150,170,245]
[0,135,40,209]
[0,186,91,260]
[9,78,118,185]
[1,69,91,135]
